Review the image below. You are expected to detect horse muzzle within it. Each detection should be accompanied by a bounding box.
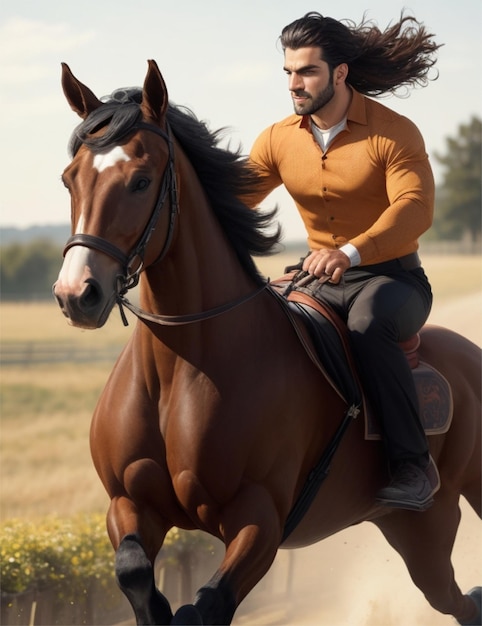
[52,246,120,329]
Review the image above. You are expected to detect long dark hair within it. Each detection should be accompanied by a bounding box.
[280,12,442,96]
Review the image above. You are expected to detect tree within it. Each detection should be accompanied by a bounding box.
[0,239,62,300]
[433,116,482,247]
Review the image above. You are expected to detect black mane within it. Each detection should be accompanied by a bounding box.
[69,89,281,283]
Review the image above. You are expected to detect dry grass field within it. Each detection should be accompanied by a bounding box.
[0,251,480,625]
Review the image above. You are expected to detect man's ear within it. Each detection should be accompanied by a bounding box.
[334,63,349,85]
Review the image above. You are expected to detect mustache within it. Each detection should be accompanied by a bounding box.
[292,90,311,98]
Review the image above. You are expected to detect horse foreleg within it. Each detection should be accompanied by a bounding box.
[108,495,173,625]
[116,534,173,625]
[173,482,282,625]
[374,496,480,625]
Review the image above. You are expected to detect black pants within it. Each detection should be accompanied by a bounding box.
[312,257,433,467]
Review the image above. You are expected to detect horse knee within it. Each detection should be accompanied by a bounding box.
[116,534,152,590]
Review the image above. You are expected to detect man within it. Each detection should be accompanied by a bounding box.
[248,12,443,511]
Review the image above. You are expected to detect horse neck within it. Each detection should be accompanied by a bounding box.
[140,152,257,319]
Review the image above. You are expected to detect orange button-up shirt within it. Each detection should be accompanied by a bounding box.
[248,89,434,265]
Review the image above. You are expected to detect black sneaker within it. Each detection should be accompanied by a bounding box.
[376,456,440,511]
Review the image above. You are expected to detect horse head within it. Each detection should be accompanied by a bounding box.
[53,61,178,329]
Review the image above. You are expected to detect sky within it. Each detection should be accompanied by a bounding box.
[1,0,480,242]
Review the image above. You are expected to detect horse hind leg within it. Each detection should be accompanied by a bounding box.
[457,588,482,626]
[374,497,481,625]
[116,533,173,625]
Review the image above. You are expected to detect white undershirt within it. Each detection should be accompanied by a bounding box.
[311,117,361,267]
[311,117,347,152]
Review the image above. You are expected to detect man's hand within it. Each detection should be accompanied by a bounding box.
[302,249,351,284]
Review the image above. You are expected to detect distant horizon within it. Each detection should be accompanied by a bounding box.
[0,223,309,247]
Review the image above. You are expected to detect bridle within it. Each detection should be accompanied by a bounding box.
[63,121,179,296]
[62,119,269,327]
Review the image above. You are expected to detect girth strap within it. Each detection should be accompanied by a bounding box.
[281,403,359,543]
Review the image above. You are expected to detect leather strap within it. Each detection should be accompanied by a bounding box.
[116,281,269,327]
[63,233,129,266]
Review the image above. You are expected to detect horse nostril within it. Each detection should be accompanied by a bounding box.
[80,279,103,309]
[53,285,68,317]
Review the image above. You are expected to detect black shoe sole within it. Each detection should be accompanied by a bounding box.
[375,495,434,512]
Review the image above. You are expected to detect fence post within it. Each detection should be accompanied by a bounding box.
[28,600,37,626]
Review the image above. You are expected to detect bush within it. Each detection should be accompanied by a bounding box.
[0,514,113,595]
[1,514,220,625]
[1,513,218,596]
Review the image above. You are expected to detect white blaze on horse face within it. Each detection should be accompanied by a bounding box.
[75,214,85,234]
[93,146,131,172]
[58,245,95,288]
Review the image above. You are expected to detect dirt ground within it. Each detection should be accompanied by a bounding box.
[233,291,482,626]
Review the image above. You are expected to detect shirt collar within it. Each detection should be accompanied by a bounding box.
[346,89,367,125]
[299,88,367,130]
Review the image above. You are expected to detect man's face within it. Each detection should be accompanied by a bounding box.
[283,47,335,116]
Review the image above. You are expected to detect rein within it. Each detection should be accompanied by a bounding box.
[116,281,270,327]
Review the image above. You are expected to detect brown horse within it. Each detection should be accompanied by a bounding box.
[53,60,481,625]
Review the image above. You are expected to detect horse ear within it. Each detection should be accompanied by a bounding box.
[61,63,103,119]
[140,60,169,125]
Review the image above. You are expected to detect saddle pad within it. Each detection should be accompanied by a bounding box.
[365,361,454,440]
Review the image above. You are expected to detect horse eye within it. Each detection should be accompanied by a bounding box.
[132,177,151,192]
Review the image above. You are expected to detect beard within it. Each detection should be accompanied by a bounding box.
[292,78,335,116]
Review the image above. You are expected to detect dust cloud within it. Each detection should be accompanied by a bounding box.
[234,501,480,625]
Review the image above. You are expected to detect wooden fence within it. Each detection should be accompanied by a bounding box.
[0,342,123,366]
[1,581,131,626]
[1,549,295,625]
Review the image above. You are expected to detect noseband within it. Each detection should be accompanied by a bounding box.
[63,121,179,294]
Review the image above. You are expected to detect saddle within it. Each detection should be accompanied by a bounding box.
[270,272,453,440]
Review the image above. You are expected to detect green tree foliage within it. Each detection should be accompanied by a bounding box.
[433,116,482,245]
[0,239,62,300]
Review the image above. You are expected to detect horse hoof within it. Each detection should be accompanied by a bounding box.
[171,604,203,624]
[457,587,482,625]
